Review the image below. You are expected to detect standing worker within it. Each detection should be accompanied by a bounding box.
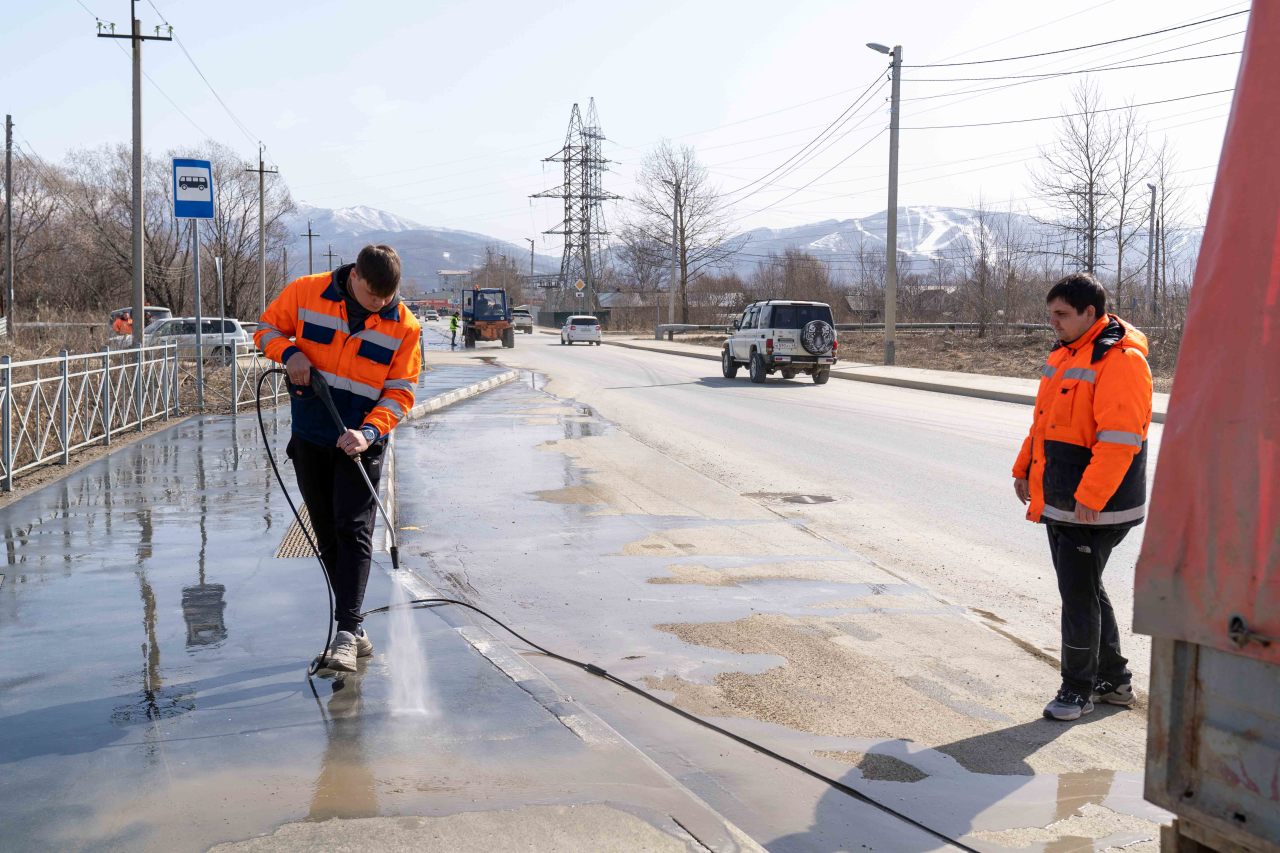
[255,245,422,672]
[449,311,459,349]
[1013,272,1153,721]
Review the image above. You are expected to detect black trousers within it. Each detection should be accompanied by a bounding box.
[1046,523,1131,695]
[288,436,385,634]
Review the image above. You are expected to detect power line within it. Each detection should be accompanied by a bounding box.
[902,50,1239,90]
[723,72,887,198]
[903,88,1232,130]
[144,0,262,149]
[905,9,1248,68]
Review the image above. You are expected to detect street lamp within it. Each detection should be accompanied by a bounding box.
[661,177,680,326]
[867,41,902,365]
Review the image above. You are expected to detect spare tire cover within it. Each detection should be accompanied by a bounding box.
[801,320,835,354]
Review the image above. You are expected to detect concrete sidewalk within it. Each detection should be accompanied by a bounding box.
[602,335,1171,423]
[0,363,759,852]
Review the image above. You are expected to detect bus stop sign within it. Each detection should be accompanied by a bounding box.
[173,158,214,219]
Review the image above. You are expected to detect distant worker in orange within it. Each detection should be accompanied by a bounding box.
[1013,272,1153,722]
[113,311,133,337]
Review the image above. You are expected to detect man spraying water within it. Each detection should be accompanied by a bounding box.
[255,245,422,671]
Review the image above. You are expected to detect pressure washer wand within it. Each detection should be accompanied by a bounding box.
[308,371,400,571]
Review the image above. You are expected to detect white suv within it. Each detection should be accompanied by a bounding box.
[722,300,838,384]
[560,315,602,345]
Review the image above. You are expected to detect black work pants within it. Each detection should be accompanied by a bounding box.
[1046,523,1131,695]
[288,436,385,634]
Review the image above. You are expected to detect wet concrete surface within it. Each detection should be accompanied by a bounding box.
[389,373,1168,851]
[0,365,758,852]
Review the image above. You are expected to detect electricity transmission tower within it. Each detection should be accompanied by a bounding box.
[532,99,619,313]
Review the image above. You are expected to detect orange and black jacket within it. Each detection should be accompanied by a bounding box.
[255,265,422,447]
[1013,314,1153,528]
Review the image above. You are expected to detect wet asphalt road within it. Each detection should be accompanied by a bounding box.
[0,365,759,852]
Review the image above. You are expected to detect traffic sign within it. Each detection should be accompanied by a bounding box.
[173,158,214,219]
[575,291,584,298]
[573,279,585,291]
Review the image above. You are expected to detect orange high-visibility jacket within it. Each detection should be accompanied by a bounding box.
[255,266,421,446]
[1013,314,1153,527]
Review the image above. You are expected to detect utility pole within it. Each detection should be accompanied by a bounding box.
[867,42,901,365]
[1152,180,1162,307]
[4,115,12,330]
[98,2,171,347]
[525,238,534,278]
[282,246,288,287]
[323,244,339,270]
[301,219,318,274]
[663,178,680,325]
[245,144,277,316]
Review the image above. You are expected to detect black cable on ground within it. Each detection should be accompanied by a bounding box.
[363,595,984,853]
[256,366,978,849]
[255,368,336,677]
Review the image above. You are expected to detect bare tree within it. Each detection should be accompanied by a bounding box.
[622,141,741,323]
[0,150,64,319]
[1033,79,1117,274]
[472,246,525,305]
[1109,104,1152,309]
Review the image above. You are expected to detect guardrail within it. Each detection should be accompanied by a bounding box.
[0,343,180,491]
[654,324,731,340]
[653,321,1059,340]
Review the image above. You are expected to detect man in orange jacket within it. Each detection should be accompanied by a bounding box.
[256,245,422,672]
[1013,272,1152,721]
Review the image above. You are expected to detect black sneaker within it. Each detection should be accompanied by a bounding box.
[1044,687,1094,721]
[1092,679,1135,707]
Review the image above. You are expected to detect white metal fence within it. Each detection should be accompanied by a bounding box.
[0,340,288,491]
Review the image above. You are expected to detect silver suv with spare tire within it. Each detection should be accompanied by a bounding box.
[722,300,838,385]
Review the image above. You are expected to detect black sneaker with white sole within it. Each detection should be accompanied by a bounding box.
[1091,680,1135,707]
[1044,687,1094,721]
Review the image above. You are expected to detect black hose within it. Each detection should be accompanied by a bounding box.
[255,368,336,675]
[364,595,983,853]
[258,365,980,851]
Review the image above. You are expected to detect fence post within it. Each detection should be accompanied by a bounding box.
[102,347,112,447]
[135,346,144,432]
[1,355,11,492]
[170,342,179,418]
[231,342,239,416]
[419,329,426,385]
[60,349,70,465]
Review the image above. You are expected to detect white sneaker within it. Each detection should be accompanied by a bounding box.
[315,631,359,672]
[354,628,374,658]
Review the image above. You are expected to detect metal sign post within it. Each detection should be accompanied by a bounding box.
[173,158,214,411]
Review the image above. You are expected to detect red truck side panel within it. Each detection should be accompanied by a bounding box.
[1133,2,1280,669]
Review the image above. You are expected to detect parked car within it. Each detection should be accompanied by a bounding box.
[141,317,254,364]
[109,305,171,340]
[560,315,601,346]
[511,310,534,334]
[722,300,837,384]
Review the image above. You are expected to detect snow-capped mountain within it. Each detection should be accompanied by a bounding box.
[293,203,426,237]
[283,204,558,292]
[728,205,1202,280]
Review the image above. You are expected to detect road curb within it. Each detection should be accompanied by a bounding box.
[604,340,1167,423]
[407,368,520,420]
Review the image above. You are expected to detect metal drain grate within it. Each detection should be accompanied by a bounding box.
[275,505,318,558]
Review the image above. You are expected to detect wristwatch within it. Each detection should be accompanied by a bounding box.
[360,425,379,445]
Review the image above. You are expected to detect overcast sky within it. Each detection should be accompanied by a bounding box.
[8,1,1246,247]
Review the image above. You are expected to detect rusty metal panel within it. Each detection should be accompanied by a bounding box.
[1146,640,1280,851]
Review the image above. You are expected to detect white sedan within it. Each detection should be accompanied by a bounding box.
[560,315,602,346]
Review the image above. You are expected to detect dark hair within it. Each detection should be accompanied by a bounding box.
[356,244,401,296]
[1046,272,1107,317]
